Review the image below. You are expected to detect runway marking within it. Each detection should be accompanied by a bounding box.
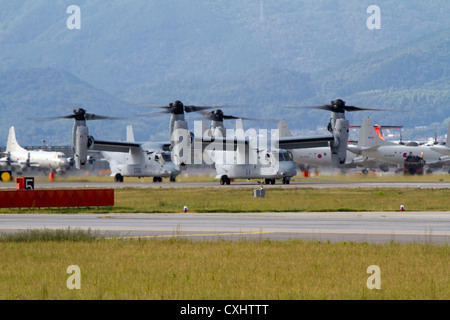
[106,231,276,240]
[0,227,448,237]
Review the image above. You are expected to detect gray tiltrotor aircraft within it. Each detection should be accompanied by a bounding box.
[55,108,179,182]
[165,100,347,184]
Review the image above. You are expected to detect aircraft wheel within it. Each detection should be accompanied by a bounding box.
[226,177,231,185]
[170,176,176,182]
[271,179,275,185]
[220,176,225,185]
[114,174,123,183]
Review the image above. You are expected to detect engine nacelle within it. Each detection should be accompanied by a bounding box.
[330,118,349,168]
[170,114,191,168]
[73,124,89,169]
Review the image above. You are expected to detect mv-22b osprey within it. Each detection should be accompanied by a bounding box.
[57,108,179,182]
[160,100,351,185]
[63,102,227,182]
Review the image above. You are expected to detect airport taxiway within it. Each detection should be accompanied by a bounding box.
[1,211,448,244]
[1,179,450,190]
[1,179,449,243]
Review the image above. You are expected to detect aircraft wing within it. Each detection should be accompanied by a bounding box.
[193,136,249,149]
[194,135,334,150]
[431,146,450,156]
[18,161,40,168]
[0,157,15,168]
[278,135,333,149]
[347,144,381,155]
[89,139,142,153]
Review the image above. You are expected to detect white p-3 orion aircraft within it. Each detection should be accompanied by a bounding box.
[0,126,70,175]
[348,117,450,172]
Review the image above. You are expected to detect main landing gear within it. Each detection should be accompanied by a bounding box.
[114,173,124,182]
[219,175,231,185]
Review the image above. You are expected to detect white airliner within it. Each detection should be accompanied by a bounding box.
[348,118,450,171]
[0,126,70,174]
[277,120,392,173]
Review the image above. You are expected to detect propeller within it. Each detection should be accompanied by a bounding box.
[200,109,277,123]
[135,100,236,116]
[29,107,128,122]
[0,151,12,166]
[288,99,405,113]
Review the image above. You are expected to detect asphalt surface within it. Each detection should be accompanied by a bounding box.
[0,211,449,243]
[2,179,450,189]
[1,180,449,243]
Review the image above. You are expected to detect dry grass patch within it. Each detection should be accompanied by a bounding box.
[0,238,448,300]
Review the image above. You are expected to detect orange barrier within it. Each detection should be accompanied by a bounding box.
[0,189,114,208]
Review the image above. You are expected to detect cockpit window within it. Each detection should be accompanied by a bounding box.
[284,151,293,161]
[162,153,172,162]
[278,151,293,161]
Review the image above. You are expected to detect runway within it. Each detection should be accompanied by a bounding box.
[1,211,449,244]
[1,179,449,244]
[1,179,450,190]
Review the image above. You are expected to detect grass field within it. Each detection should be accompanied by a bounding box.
[0,231,448,300]
[0,174,448,300]
[1,186,449,213]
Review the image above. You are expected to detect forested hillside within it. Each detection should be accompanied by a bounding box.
[0,1,449,144]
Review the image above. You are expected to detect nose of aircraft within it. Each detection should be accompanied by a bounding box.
[279,161,297,176]
[59,159,69,168]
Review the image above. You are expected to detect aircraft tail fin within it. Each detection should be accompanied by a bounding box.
[6,126,27,153]
[126,125,135,142]
[277,120,292,138]
[357,118,391,148]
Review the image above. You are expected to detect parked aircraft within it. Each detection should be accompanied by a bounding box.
[431,122,450,156]
[49,108,180,182]
[277,120,393,173]
[101,125,180,182]
[0,126,70,174]
[349,117,450,172]
[133,100,341,185]
[199,114,298,184]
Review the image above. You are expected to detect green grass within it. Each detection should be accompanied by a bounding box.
[0,236,447,299]
[0,228,104,242]
[1,187,448,213]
